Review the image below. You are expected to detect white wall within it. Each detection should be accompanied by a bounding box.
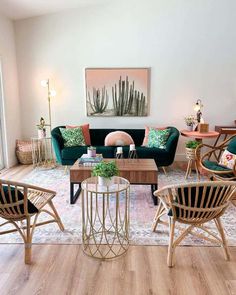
[0,13,21,167]
[14,0,236,159]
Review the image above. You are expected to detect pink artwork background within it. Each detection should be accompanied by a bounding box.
[85,68,149,116]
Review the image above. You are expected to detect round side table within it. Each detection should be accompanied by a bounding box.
[81,176,130,260]
[181,130,219,179]
[31,137,56,169]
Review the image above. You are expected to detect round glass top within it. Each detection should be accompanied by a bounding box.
[81,176,130,193]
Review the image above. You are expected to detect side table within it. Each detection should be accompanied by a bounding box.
[31,137,56,169]
[181,130,219,179]
[81,176,130,259]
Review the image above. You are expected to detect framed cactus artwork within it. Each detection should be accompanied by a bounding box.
[85,68,150,117]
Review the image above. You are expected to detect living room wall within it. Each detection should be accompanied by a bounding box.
[0,13,21,167]
[14,0,236,159]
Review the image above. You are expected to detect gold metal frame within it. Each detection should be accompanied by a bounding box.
[81,176,130,259]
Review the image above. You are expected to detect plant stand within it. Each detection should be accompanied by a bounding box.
[185,148,200,180]
[81,176,130,259]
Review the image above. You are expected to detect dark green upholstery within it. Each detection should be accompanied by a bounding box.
[51,126,179,167]
[203,160,231,172]
[228,136,236,154]
[168,186,224,217]
[0,186,38,215]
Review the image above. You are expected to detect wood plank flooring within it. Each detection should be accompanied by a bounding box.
[0,164,235,295]
[0,245,236,295]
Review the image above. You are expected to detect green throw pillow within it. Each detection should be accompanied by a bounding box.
[59,127,86,147]
[147,128,170,149]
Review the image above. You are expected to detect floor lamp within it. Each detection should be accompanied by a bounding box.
[40,79,57,168]
[40,79,56,133]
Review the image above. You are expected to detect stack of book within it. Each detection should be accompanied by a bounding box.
[78,154,103,166]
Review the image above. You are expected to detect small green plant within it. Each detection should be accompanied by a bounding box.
[184,115,196,127]
[185,140,200,149]
[92,161,119,179]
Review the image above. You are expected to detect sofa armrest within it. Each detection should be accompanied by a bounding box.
[51,126,65,164]
[165,127,180,154]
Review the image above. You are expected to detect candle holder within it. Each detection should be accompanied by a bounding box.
[128,149,138,159]
[115,147,123,159]
[116,152,124,159]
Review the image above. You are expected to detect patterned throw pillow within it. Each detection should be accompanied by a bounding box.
[59,127,86,147]
[147,128,170,149]
[66,124,91,145]
[219,149,236,169]
[142,126,167,146]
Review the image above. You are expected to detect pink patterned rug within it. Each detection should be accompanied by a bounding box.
[0,167,235,246]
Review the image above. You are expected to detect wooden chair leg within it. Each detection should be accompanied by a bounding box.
[48,200,65,231]
[215,217,230,260]
[152,202,165,232]
[162,167,167,175]
[25,217,32,264]
[167,218,176,267]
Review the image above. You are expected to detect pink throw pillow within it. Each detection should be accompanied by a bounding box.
[142,126,167,146]
[66,124,91,145]
[105,131,134,146]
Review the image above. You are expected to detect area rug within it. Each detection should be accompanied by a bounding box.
[0,167,235,246]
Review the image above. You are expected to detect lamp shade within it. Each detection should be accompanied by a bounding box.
[49,89,57,97]
[41,79,49,87]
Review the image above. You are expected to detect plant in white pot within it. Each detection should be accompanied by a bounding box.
[184,115,196,131]
[185,140,200,160]
[37,117,46,138]
[92,161,119,186]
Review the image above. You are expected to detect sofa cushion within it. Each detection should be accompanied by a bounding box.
[228,136,236,154]
[147,128,170,149]
[62,146,115,160]
[60,127,86,147]
[66,124,91,145]
[142,126,167,146]
[90,129,145,146]
[0,186,38,215]
[203,160,231,171]
[104,131,134,146]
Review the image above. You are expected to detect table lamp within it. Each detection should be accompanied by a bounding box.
[194,99,203,123]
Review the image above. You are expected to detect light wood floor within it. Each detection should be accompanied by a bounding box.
[0,164,235,295]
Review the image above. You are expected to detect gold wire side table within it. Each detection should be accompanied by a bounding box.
[81,176,130,260]
[31,137,56,169]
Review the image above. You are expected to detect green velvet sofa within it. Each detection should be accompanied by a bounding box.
[51,126,179,167]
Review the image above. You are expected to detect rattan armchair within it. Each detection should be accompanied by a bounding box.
[152,181,236,267]
[196,135,236,181]
[0,179,64,264]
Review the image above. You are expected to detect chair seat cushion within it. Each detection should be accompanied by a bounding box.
[203,160,231,171]
[0,186,38,215]
[168,186,224,217]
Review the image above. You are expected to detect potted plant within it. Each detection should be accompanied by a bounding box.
[185,140,200,160]
[184,115,196,131]
[37,117,46,138]
[92,161,119,186]
[87,146,96,157]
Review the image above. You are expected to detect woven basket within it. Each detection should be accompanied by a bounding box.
[16,150,33,165]
[186,148,200,160]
